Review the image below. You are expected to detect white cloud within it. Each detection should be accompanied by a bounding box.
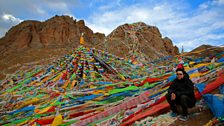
[215,0,224,5]
[1,13,22,23]
[0,0,223,52]
[86,1,224,51]
[0,13,23,38]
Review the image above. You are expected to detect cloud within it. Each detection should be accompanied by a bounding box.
[214,0,224,5]
[0,13,23,38]
[1,13,22,23]
[0,0,77,37]
[86,0,224,51]
[0,0,223,52]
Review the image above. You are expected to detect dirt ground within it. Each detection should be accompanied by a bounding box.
[174,109,214,126]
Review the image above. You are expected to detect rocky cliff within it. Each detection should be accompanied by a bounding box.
[0,16,178,58]
[97,22,179,61]
[0,15,105,56]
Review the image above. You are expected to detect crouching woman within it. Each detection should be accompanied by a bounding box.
[166,68,196,121]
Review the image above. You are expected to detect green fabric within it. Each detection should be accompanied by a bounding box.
[52,101,66,106]
[6,81,23,93]
[108,86,138,95]
[70,73,76,80]
[17,86,35,94]
[95,95,125,105]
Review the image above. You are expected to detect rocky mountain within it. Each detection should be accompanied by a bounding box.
[96,22,179,61]
[0,15,178,58]
[0,15,105,56]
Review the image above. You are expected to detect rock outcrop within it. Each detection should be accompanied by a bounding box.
[0,16,178,59]
[96,22,179,60]
[0,15,105,56]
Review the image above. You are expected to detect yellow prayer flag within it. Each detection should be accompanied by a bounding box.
[51,114,63,126]
[80,36,84,45]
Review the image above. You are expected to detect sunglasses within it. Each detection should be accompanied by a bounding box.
[176,73,183,75]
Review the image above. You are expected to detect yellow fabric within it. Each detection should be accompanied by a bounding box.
[16,98,39,109]
[37,106,51,114]
[194,63,210,68]
[189,61,195,65]
[52,73,62,82]
[83,73,86,79]
[70,80,77,89]
[190,73,202,78]
[41,76,50,83]
[91,72,95,78]
[80,36,85,45]
[118,74,125,80]
[51,114,63,126]
[35,99,57,114]
[92,90,105,94]
[90,85,96,89]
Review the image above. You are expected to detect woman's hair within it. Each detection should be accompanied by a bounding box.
[176,68,185,73]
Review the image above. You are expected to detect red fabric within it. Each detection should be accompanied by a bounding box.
[194,90,202,99]
[69,110,96,118]
[46,106,56,113]
[50,92,60,98]
[138,78,160,87]
[161,74,172,79]
[122,96,166,123]
[80,111,101,120]
[36,118,54,125]
[62,72,68,80]
[121,103,169,126]
[202,75,224,95]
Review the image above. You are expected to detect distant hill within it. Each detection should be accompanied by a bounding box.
[190,44,214,52]
[185,44,224,57]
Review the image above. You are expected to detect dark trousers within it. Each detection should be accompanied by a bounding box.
[166,93,195,116]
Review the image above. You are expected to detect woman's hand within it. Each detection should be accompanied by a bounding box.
[171,93,176,100]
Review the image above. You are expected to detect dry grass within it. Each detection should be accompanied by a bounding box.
[0,47,73,80]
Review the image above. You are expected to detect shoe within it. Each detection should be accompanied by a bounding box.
[179,115,188,121]
[170,112,178,117]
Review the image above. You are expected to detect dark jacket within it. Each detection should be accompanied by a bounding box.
[168,77,196,102]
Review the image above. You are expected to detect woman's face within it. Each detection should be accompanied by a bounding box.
[176,71,184,80]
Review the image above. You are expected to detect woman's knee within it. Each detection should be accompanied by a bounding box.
[180,95,189,103]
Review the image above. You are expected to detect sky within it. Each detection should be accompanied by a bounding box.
[0,0,224,52]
